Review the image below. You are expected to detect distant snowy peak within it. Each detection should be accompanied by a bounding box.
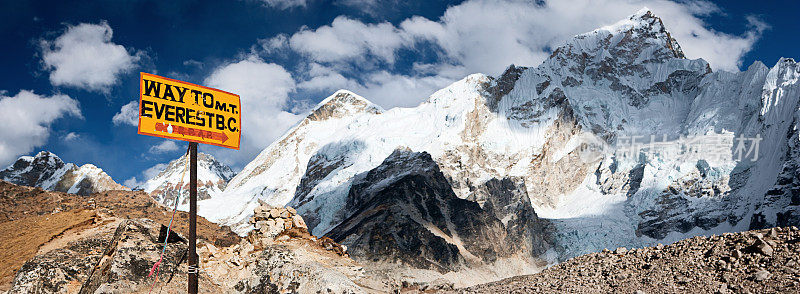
[594,8,684,58]
[306,90,383,122]
[143,152,235,206]
[0,151,128,195]
[549,8,696,77]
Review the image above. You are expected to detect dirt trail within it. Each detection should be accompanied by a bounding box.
[0,209,97,287]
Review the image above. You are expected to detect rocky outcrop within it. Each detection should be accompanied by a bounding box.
[200,202,363,294]
[9,218,218,293]
[78,219,201,293]
[0,151,128,195]
[247,202,310,244]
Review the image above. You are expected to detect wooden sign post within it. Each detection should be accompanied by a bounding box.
[137,72,241,294]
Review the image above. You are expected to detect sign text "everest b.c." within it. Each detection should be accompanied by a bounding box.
[138,72,241,150]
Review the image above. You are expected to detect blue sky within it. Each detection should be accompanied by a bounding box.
[0,0,796,187]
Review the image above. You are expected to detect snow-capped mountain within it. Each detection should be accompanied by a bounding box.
[0,151,128,195]
[198,7,799,273]
[143,152,234,207]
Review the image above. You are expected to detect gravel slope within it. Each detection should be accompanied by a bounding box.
[450,227,800,293]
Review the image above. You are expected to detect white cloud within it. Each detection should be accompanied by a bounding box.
[392,0,766,73]
[275,0,769,110]
[149,140,180,154]
[0,90,82,166]
[298,64,453,108]
[289,16,411,64]
[351,71,454,108]
[112,100,139,126]
[123,177,143,189]
[258,34,289,54]
[144,163,168,179]
[40,21,143,92]
[205,55,302,165]
[125,162,168,188]
[259,0,307,10]
[64,132,79,141]
[335,0,384,16]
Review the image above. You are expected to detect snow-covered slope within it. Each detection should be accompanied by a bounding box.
[200,8,800,268]
[0,151,128,195]
[143,152,234,207]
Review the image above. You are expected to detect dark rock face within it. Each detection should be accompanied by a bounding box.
[294,140,365,208]
[477,178,551,256]
[485,64,528,111]
[751,124,800,230]
[326,149,550,273]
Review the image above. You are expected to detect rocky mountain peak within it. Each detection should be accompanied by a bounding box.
[0,151,127,195]
[305,90,383,122]
[549,8,687,69]
[144,151,235,206]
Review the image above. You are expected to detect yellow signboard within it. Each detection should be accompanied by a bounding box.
[138,72,241,150]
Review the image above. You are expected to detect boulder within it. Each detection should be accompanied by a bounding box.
[255,220,267,231]
[292,215,308,230]
[270,209,281,219]
[284,219,293,230]
[275,218,285,231]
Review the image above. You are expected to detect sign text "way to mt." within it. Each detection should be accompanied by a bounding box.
[138,72,241,150]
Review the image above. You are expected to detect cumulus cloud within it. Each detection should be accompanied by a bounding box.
[149,140,180,154]
[205,55,302,164]
[0,90,82,166]
[40,21,143,92]
[112,100,139,126]
[289,16,411,64]
[271,0,768,110]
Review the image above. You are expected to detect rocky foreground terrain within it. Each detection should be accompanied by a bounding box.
[0,180,452,293]
[3,178,800,293]
[451,227,800,293]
